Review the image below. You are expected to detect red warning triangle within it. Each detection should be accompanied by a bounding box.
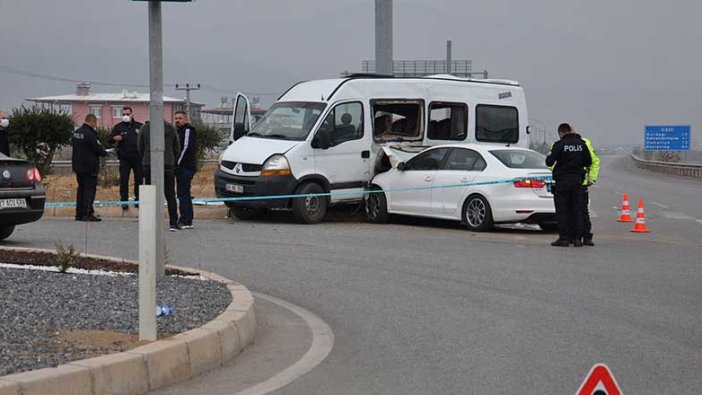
[576,364,623,395]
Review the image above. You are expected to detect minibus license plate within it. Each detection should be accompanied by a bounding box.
[226,184,244,194]
[0,198,27,209]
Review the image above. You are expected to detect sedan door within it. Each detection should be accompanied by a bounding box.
[387,147,450,215]
[430,148,487,217]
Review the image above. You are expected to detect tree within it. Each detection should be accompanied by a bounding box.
[190,120,224,160]
[8,106,75,175]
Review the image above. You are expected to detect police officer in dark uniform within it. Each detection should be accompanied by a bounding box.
[72,114,107,221]
[110,106,143,210]
[546,123,592,247]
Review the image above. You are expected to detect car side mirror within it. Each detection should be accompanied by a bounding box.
[397,162,407,171]
[312,130,331,150]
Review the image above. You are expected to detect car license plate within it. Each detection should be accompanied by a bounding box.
[0,198,27,209]
[226,183,244,194]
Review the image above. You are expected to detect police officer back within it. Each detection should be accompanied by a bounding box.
[72,114,107,221]
[545,123,592,247]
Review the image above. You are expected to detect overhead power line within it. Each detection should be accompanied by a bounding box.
[0,64,281,97]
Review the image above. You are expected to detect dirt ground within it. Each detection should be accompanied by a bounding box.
[44,164,218,203]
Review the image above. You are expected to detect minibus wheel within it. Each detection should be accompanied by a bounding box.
[292,182,327,224]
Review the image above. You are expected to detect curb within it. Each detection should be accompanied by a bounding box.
[0,248,255,395]
[43,204,228,220]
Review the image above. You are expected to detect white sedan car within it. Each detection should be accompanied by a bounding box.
[365,144,556,231]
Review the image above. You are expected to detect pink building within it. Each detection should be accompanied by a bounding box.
[27,83,203,129]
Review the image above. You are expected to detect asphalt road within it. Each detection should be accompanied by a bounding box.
[3,155,701,394]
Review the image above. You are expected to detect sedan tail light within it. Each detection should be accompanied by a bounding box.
[513,178,545,188]
[26,168,42,183]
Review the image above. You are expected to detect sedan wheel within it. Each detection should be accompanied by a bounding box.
[365,188,389,224]
[463,195,493,232]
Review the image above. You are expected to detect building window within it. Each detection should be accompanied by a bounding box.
[476,105,519,144]
[89,105,102,119]
[371,99,423,142]
[112,106,123,119]
[428,102,468,141]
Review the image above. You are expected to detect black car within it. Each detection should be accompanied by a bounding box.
[0,153,46,241]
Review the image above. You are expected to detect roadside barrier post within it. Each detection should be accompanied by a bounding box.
[139,185,157,341]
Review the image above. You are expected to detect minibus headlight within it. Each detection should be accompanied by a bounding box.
[261,155,292,177]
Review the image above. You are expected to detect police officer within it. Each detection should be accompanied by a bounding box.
[579,133,600,246]
[546,123,592,247]
[72,114,107,221]
[110,106,143,210]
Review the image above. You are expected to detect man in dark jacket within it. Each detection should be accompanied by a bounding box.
[545,123,592,247]
[0,111,10,156]
[72,114,107,221]
[110,106,143,210]
[138,120,181,231]
[174,111,198,229]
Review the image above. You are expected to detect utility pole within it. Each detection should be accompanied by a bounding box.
[446,40,453,74]
[375,0,393,76]
[175,83,200,120]
[132,0,193,342]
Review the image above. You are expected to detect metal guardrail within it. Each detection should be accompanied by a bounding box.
[630,154,702,179]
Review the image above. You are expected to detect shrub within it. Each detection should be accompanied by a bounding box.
[54,243,79,273]
[190,120,224,160]
[8,106,75,175]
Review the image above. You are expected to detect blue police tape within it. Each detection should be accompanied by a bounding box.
[45,174,553,208]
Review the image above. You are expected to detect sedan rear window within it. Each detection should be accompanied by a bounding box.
[489,150,547,169]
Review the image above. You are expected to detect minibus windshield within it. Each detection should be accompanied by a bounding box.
[246,102,326,141]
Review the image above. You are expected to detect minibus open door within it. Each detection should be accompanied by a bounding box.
[229,92,252,145]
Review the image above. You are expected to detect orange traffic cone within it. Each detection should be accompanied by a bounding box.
[631,199,651,233]
[617,193,634,222]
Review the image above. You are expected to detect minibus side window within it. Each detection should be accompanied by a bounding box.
[475,105,519,144]
[371,100,424,142]
[428,102,468,141]
[317,102,364,147]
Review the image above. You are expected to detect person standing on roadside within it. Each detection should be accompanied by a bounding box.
[546,123,592,247]
[577,131,600,246]
[110,106,143,210]
[138,120,181,231]
[174,111,198,229]
[0,111,11,156]
[72,114,106,222]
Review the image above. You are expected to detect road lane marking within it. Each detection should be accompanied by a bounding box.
[660,212,696,220]
[650,201,668,209]
[696,219,702,225]
[235,292,335,395]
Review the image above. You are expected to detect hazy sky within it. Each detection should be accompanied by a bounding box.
[1,0,700,146]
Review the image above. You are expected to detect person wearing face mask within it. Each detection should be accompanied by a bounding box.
[110,106,143,210]
[0,111,10,156]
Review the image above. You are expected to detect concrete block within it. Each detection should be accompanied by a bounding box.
[127,339,190,390]
[230,307,257,348]
[4,365,92,395]
[69,352,148,395]
[172,328,223,377]
[0,379,20,395]
[201,320,242,362]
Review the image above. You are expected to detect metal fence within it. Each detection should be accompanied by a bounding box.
[630,155,702,179]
